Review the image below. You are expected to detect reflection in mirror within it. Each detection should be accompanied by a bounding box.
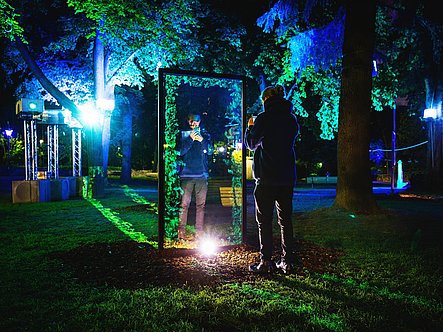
[161,74,243,249]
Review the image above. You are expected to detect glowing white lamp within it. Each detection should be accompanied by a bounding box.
[423,108,438,119]
[79,103,102,126]
[199,237,218,256]
[4,129,13,138]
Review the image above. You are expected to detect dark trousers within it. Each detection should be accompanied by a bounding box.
[178,178,208,235]
[253,183,294,262]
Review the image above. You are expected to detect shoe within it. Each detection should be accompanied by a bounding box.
[249,260,275,274]
[276,259,295,274]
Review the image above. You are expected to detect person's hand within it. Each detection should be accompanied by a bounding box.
[248,116,254,127]
[190,130,203,142]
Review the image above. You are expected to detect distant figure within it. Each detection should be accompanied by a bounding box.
[245,85,299,274]
[177,112,213,240]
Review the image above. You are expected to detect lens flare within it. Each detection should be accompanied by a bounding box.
[199,237,218,256]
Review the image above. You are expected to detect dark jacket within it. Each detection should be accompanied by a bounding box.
[245,96,299,185]
[179,128,212,179]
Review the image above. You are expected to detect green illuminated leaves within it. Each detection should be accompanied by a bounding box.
[256,2,420,141]
[0,0,25,42]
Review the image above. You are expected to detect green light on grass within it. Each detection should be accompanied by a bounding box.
[121,185,158,213]
[86,197,157,248]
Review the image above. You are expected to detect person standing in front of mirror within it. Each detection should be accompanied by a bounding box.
[245,85,300,274]
[177,112,213,241]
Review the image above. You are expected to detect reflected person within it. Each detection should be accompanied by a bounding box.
[177,112,213,240]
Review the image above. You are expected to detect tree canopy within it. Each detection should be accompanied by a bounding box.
[254,0,432,141]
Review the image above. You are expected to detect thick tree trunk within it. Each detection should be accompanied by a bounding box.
[101,83,116,178]
[426,118,443,191]
[120,105,133,184]
[422,0,443,191]
[84,30,106,196]
[335,0,379,213]
[102,111,111,177]
[94,28,115,179]
[432,120,443,190]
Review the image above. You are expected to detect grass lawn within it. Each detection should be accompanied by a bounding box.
[1,181,442,331]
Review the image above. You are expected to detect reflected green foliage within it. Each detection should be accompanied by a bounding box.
[226,148,242,243]
[164,78,182,238]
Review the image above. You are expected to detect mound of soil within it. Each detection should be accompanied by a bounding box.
[51,240,343,289]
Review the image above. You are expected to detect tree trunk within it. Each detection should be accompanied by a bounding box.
[335,0,379,213]
[102,110,112,177]
[94,27,116,179]
[422,0,443,192]
[120,105,133,184]
[84,29,106,196]
[432,120,443,190]
[92,38,104,174]
[426,118,443,191]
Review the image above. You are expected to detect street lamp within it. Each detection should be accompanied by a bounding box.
[3,128,13,151]
[423,108,439,168]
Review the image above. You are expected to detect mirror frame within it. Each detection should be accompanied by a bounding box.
[157,68,247,250]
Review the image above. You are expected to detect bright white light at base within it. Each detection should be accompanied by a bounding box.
[199,238,218,256]
[217,146,225,153]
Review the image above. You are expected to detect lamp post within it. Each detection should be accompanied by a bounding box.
[4,128,13,151]
[2,128,14,168]
[423,108,438,169]
[390,105,396,194]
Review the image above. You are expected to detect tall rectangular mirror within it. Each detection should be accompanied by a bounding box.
[158,69,246,249]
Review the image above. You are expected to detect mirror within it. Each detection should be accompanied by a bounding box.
[158,70,245,249]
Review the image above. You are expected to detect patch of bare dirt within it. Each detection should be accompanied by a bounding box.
[51,240,343,289]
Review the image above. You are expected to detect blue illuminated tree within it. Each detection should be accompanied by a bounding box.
[256,0,379,212]
[255,0,443,209]
[2,0,248,186]
[256,0,344,140]
[2,0,205,188]
[256,1,434,131]
[412,1,443,190]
